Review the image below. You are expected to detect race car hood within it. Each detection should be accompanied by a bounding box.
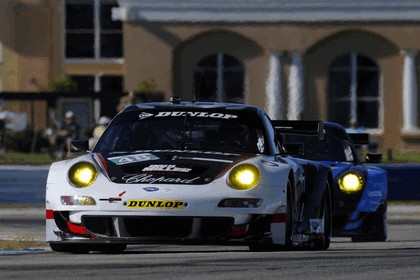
[98,150,253,185]
[316,161,367,179]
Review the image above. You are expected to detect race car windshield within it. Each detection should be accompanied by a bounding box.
[94,109,267,154]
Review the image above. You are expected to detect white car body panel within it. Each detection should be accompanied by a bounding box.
[45,101,332,252]
[46,154,295,244]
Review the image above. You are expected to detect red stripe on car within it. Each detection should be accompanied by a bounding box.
[46,210,54,219]
[66,221,89,236]
[94,152,109,176]
[272,213,286,223]
[226,225,249,237]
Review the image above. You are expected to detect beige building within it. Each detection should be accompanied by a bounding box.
[1,0,420,151]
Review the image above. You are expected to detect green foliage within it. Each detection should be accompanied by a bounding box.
[137,78,157,93]
[0,239,47,250]
[386,151,420,163]
[48,75,77,92]
[0,152,53,164]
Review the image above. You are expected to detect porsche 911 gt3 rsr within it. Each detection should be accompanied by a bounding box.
[279,121,388,242]
[46,99,333,253]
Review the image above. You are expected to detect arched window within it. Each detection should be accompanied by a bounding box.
[327,53,380,129]
[194,53,244,103]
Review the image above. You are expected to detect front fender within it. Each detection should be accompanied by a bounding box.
[294,160,331,233]
[357,165,387,212]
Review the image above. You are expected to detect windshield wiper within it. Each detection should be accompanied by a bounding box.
[108,149,148,155]
[180,113,189,150]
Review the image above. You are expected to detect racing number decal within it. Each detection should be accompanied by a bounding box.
[127,200,184,209]
[108,153,159,165]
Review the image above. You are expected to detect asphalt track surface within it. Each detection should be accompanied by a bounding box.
[1,206,420,280]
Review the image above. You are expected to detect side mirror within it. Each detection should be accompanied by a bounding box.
[366,152,382,164]
[283,142,304,156]
[70,140,89,153]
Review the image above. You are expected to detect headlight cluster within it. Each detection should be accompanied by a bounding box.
[338,172,364,193]
[67,161,98,188]
[227,164,260,190]
[61,195,97,206]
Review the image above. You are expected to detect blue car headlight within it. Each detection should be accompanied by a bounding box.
[338,171,365,194]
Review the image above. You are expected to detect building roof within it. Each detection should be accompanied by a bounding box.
[113,0,420,23]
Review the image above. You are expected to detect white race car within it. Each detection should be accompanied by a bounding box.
[46,99,333,253]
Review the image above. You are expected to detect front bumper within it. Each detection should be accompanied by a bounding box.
[47,210,275,244]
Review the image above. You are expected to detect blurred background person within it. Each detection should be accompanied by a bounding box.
[0,105,12,154]
[89,116,111,150]
[50,111,80,158]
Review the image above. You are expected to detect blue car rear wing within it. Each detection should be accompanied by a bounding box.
[272,120,324,139]
[347,133,370,145]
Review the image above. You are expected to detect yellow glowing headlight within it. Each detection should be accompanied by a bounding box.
[68,162,98,188]
[228,164,260,190]
[338,172,364,193]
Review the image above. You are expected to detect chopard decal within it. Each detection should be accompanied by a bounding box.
[127,200,184,209]
[122,174,200,184]
[108,153,159,165]
[142,164,191,173]
[155,111,238,119]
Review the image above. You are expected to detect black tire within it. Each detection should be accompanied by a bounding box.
[311,183,332,250]
[351,202,387,242]
[370,202,388,241]
[249,179,294,251]
[284,180,294,247]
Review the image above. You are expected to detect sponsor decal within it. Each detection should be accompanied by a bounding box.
[155,111,238,120]
[122,174,200,184]
[142,164,191,173]
[108,153,159,165]
[309,219,324,234]
[127,200,185,209]
[139,112,154,120]
[257,137,265,153]
[177,156,233,163]
[368,191,383,197]
[99,197,122,203]
[141,149,240,157]
[143,186,160,192]
[261,160,280,167]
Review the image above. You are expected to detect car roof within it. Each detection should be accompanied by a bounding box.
[319,121,353,142]
[121,101,263,114]
[322,121,346,130]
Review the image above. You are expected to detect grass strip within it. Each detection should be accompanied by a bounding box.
[0,238,47,251]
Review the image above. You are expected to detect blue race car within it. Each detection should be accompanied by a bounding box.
[275,121,388,242]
